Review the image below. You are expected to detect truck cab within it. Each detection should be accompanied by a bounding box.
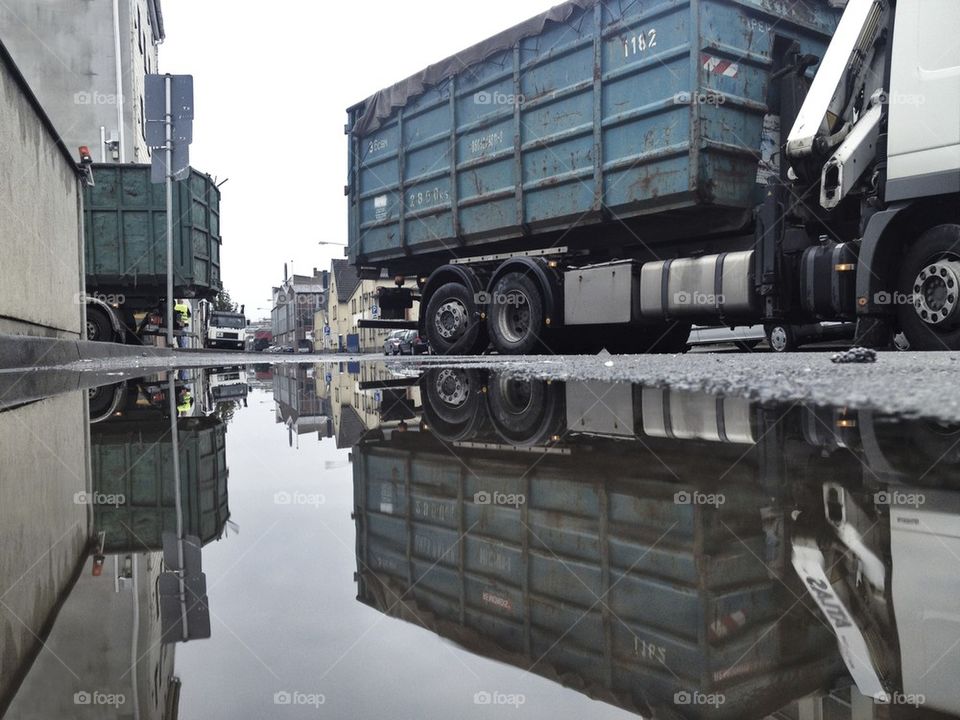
[205,310,246,350]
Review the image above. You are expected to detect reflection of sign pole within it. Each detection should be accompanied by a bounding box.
[168,376,187,640]
[159,375,211,643]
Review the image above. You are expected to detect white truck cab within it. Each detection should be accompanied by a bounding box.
[205,310,246,350]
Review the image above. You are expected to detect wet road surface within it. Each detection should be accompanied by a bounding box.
[1,360,959,719]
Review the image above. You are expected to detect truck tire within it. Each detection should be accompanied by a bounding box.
[486,272,544,355]
[765,323,797,352]
[424,282,485,355]
[896,224,960,351]
[88,382,125,422]
[487,375,564,446]
[421,368,487,441]
[86,305,115,343]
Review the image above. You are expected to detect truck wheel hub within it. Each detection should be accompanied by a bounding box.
[435,369,468,406]
[496,291,531,343]
[913,260,960,326]
[435,300,467,339]
[769,326,788,351]
[86,320,98,340]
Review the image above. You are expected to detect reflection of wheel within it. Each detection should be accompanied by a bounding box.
[896,224,960,350]
[872,414,960,482]
[486,272,544,355]
[734,339,761,352]
[487,375,564,446]
[88,382,125,422]
[86,306,114,342]
[765,323,797,352]
[424,282,485,355]
[421,369,487,441]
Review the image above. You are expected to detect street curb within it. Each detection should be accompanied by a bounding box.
[0,333,172,371]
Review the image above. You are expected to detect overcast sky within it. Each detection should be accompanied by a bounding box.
[160,0,557,320]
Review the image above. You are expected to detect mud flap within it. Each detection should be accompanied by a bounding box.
[791,539,889,701]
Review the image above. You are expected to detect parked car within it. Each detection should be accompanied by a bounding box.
[383,330,404,356]
[296,339,313,353]
[267,345,294,354]
[397,329,429,356]
[384,329,429,355]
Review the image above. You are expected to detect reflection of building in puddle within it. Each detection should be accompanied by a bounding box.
[350,369,960,719]
[316,362,420,449]
[5,553,177,720]
[273,365,333,445]
[0,391,88,714]
[2,376,233,718]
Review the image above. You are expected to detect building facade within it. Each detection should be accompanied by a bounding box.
[0,0,164,163]
[271,269,328,348]
[323,259,360,352]
[321,259,418,352]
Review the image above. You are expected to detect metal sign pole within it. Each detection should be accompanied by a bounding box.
[165,75,175,348]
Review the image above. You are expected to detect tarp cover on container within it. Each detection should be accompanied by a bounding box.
[353,0,591,136]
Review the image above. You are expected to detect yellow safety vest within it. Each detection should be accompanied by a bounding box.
[174,303,190,325]
[178,392,193,415]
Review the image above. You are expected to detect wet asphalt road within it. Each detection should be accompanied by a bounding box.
[46,347,960,424]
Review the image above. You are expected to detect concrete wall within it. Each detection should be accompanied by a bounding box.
[0,391,89,712]
[0,44,83,338]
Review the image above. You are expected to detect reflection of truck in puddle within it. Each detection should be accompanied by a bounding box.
[87,378,231,554]
[351,369,960,718]
[200,366,248,412]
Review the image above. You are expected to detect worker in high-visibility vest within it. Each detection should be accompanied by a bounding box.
[174,300,191,347]
[177,389,193,416]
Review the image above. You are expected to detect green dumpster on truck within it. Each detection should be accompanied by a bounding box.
[82,163,223,343]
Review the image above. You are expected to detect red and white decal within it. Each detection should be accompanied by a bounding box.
[701,54,739,77]
[708,609,746,640]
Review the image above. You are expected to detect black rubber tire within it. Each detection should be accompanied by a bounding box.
[486,376,564,446]
[486,272,545,355]
[896,224,960,351]
[421,368,487,441]
[86,306,114,342]
[88,382,124,421]
[605,321,691,354]
[424,282,485,355]
[765,323,798,352]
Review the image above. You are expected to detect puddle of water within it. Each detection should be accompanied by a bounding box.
[1,362,958,719]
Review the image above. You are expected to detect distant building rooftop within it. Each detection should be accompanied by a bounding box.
[331,259,360,303]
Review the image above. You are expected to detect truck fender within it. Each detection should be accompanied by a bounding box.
[421,265,485,308]
[487,257,562,327]
[855,202,910,316]
[85,296,124,337]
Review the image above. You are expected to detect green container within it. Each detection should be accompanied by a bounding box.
[84,163,222,298]
[91,417,230,553]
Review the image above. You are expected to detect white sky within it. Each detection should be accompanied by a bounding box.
[160,0,557,320]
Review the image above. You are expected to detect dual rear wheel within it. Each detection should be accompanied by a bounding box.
[424,272,689,355]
